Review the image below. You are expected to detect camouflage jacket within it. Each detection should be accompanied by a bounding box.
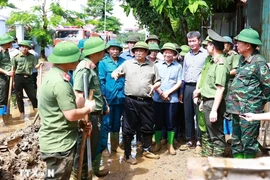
[226,53,270,114]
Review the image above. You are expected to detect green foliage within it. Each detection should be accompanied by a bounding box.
[117,32,145,44]
[0,0,16,9]
[95,16,122,34]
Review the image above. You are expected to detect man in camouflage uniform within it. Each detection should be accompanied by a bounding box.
[226,28,270,159]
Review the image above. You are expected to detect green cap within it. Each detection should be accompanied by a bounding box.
[161,42,178,55]
[148,42,160,51]
[83,37,106,56]
[18,40,32,48]
[234,28,262,45]
[126,35,140,43]
[106,40,122,52]
[131,41,149,54]
[48,41,82,64]
[0,34,14,45]
[173,43,181,51]
[208,29,227,43]
[180,45,190,56]
[145,35,160,44]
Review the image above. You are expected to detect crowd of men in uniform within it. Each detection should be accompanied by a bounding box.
[0,26,269,179]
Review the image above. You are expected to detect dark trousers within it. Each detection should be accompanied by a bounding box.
[154,102,178,132]
[175,102,185,138]
[122,96,154,158]
[14,74,37,113]
[0,74,9,106]
[41,145,76,180]
[183,84,201,141]
[32,72,38,89]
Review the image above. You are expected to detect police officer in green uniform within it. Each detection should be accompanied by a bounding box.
[73,37,109,178]
[38,41,95,179]
[12,40,42,119]
[0,34,15,116]
[194,29,229,157]
[226,28,270,159]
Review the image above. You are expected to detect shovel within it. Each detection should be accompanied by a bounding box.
[2,75,14,124]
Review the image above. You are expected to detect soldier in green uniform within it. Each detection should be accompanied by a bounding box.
[194,29,229,157]
[73,37,109,178]
[0,34,14,123]
[38,41,95,179]
[226,28,270,159]
[12,40,42,120]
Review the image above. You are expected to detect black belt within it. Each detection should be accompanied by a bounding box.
[91,110,102,116]
[127,96,152,101]
[202,97,215,101]
[16,74,31,78]
[185,82,197,86]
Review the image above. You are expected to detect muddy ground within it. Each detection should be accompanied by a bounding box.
[0,101,232,180]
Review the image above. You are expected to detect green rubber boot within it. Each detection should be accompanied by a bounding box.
[151,131,162,152]
[92,154,108,177]
[233,153,244,159]
[244,153,257,159]
[167,131,176,155]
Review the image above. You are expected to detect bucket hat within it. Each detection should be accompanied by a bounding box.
[106,40,123,52]
[180,45,191,56]
[161,42,178,56]
[48,41,82,64]
[126,35,140,43]
[234,28,262,45]
[131,41,150,55]
[173,43,181,51]
[18,40,32,48]
[148,42,160,51]
[83,37,106,57]
[0,34,14,45]
[145,35,160,44]
[223,36,233,45]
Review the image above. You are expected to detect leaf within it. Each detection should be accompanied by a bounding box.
[168,0,172,7]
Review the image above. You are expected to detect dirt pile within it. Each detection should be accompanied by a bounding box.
[0,120,45,180]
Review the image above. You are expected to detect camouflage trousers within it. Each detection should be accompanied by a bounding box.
[202,99,226,157]
[41,145,76,180]
[231,114,260,154]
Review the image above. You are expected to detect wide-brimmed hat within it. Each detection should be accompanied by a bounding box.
[145,35,160,44]
[0,34,14,45]
[234,28,262,45]
[131,41,150,55]
[180,45,191,56]
[161,42,178,56]
[83,37,106,57]
[18,40,32,48]
[223,36,233,45]
[126,35,140,43]
[48,41,82,64]
[106,40,123,52]
[173,43,181,51]
[148,42,160,51]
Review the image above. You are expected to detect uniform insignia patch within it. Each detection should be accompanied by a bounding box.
[62,72,70,82]
[260,65,269,75]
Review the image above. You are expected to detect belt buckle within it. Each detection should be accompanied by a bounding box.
[24,75,28,78]
[137,97,144,101]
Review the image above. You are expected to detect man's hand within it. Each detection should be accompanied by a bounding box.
[6,71,14,77]
[104,105,110,115]
[209,110,217,122]
[239,113,254,121]
[179,94,183,103]
[161,91,170,101]
[111,71,124,80]
[79,121,92,137]
[85,99,96,112]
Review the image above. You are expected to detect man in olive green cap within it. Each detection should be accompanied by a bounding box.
[151,42,182,155]
[193,29,229,157]
[226,28,270,159]
[38,41,95,179]
[73,37,109,178]
[145,35,160,44]
[112,41,161,164]
[0,34,15,124]
[12,40,43,120]
[147,42,161,63]
[120,34,140,60]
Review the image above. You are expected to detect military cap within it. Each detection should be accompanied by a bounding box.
[207,29,227,43]
[126,35,140,43]
[161,42,178,56]
[18,40,32,48]
[83,37,106,57]
[180,45,191,56]
[0,34,14,45]
[131,41,150,55]
[148,42,160,51]
[48,41,82,64]
[145,35,160,44]
[223,36,233,44]
[234,28,262,45]
[106,40,123,52]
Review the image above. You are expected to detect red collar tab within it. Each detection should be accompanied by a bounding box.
[62,72,71,82]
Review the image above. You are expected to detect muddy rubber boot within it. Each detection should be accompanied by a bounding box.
[167,131,176,155]
[136,141,143,155]
[110,132,124,153]
[233,152,244,159]
[244,153,257,159]
[142,134,160,159]
[93,154,108,177]
[102,148,111,157]
[151,131,162,152]
[123,134,137,165]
